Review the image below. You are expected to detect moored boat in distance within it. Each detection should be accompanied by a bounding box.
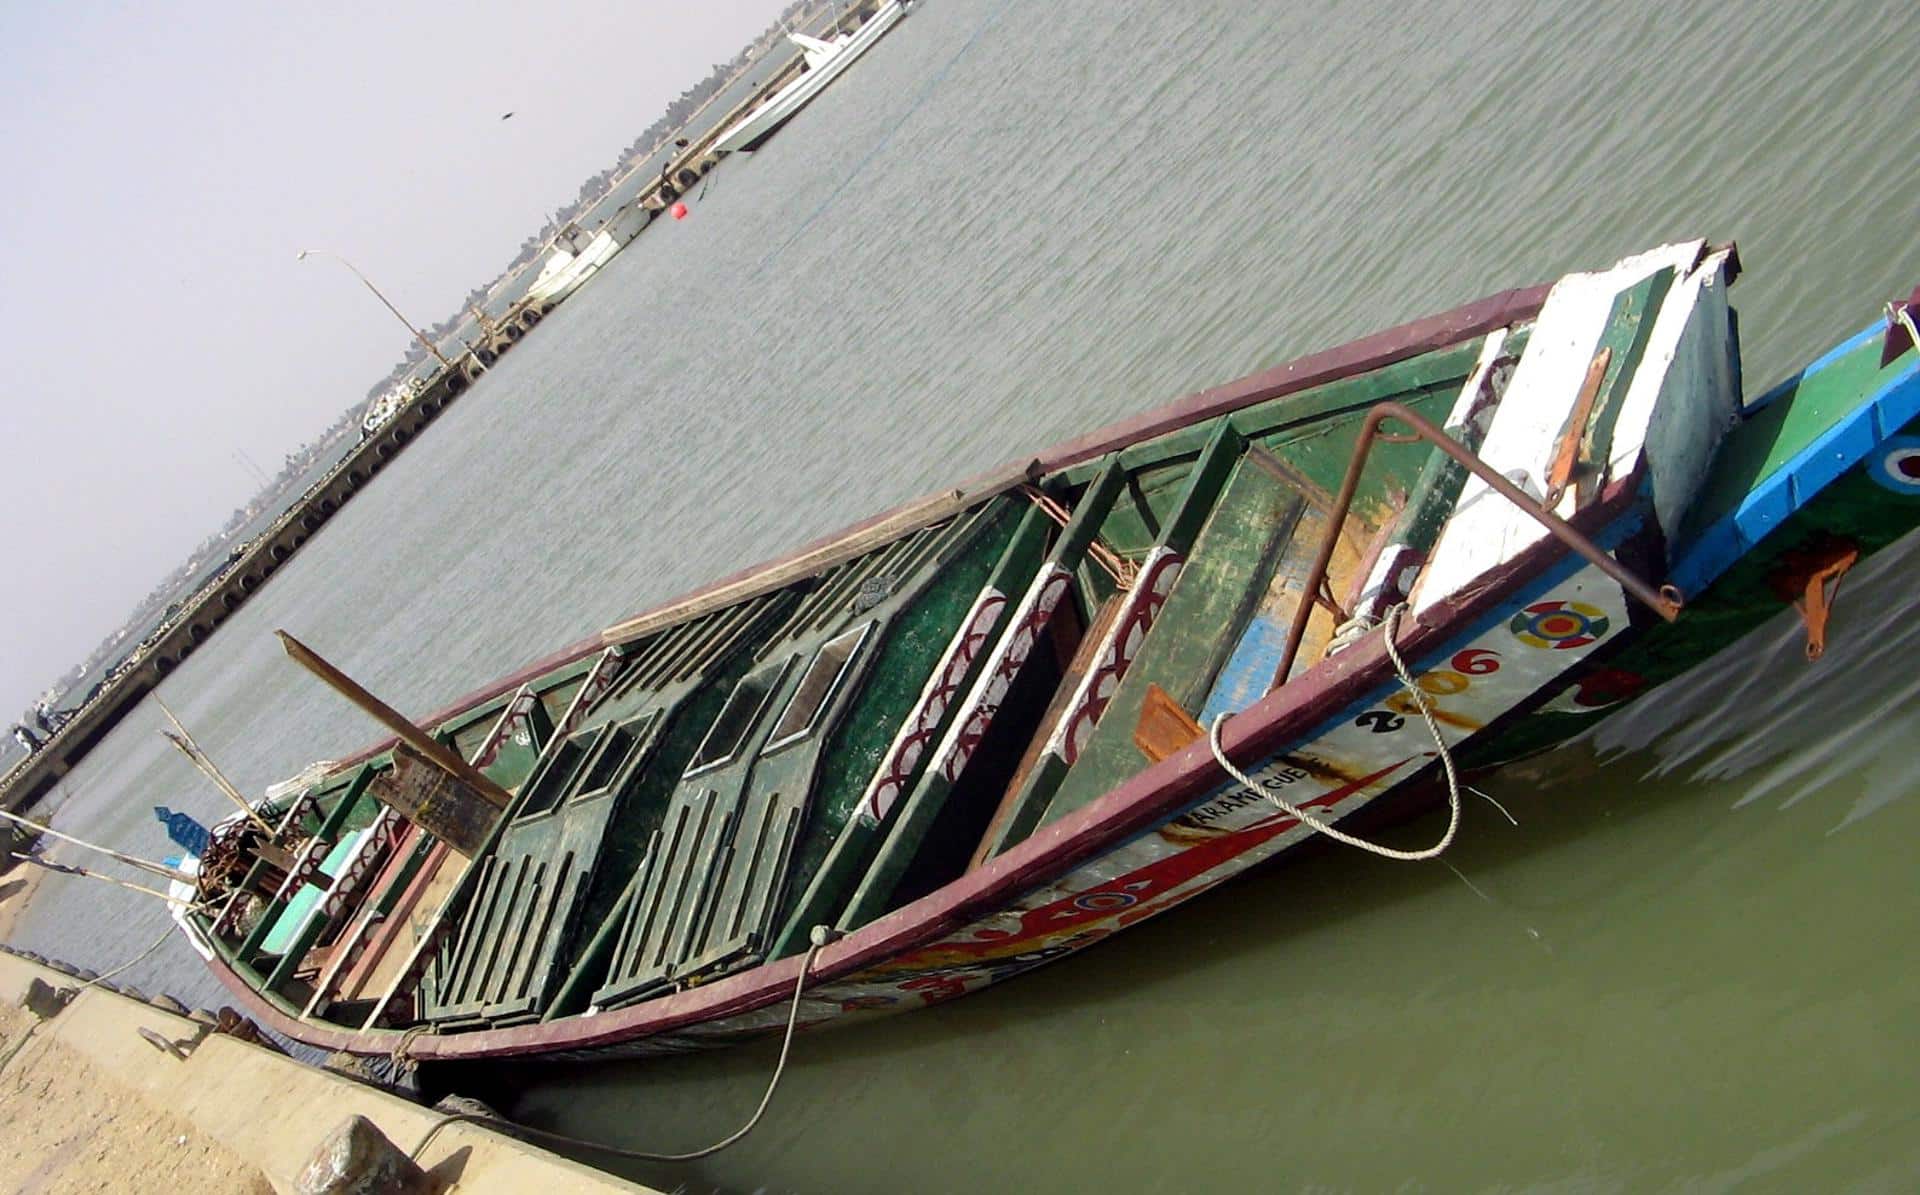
[167,243,1919,1065]
[360,378,425,440]
[523,225,621,312]
[710,0,910,155]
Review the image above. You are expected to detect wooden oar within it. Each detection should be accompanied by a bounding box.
[0,808,195,883]
[11,852,188,906]
[152,696,276,835]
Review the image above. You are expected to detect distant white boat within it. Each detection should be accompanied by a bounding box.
[360,377,424,438]
[525,227,619,309]
[711,0,909,155]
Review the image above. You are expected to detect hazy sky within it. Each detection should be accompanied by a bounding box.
[0,0,791,718]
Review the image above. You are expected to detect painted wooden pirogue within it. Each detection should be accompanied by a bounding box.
[172,242,1920,1063]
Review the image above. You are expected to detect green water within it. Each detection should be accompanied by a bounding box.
[12,0,1920,1187]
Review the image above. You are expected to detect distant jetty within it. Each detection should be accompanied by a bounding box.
[0,0,901,816]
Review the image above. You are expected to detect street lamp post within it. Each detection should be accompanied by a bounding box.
[296,249,452,368]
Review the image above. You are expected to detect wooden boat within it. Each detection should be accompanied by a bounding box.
[170,243,1920,1064]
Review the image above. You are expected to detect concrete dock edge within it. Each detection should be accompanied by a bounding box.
[0,951,659,1194]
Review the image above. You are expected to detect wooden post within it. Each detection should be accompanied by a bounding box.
[10,852,191,906]
[152,696,277,835]
[276,632,511,810]
[255,841,298,873]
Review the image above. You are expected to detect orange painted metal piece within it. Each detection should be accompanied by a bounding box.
[1770,536,1860,660]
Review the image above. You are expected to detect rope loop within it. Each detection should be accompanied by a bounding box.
[1208,606,1461,861]
[1892,301,1920,361]
[1323,611,1379,658]
[390,1024,432,1074]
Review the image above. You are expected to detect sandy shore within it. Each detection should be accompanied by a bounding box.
[0,1002,271,1194]
[0,861,44,943]
[0,862,266,1194]
[0,950,658,1193]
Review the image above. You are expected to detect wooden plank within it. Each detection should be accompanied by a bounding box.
[431,708,661,1022]
[1198,497,1342,711]
[983,421,1250,850]
[1605,246,1741,536]
[766,506,1052,957]
[834,563,1075,931]
[278,631,512,810]
[369,745,503,856]
[302,824,426,1015]
[968,594,1116,865]
[1134,683,1204,764]
[829,467,1141,930]
[1038,457,1309,826]
[1413,244,1701,612]
[358,702,551,1030]
[340,839,452,1002]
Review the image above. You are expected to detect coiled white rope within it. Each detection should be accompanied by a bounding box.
[1207,606,1461,861]
[1322,611,1378,658]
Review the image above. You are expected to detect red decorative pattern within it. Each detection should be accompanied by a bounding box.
[317,810,404,921]
[472,691,538,770]
[882,757,1412,971]
[559,647,627,738]
[272,834,333,905]
[1056,549,1183,763]
[858,591,1008,824]
[942,569,1073,783]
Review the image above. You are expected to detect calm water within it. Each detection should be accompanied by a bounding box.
[12,0,1920,1188]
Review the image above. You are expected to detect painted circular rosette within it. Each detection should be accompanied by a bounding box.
[1509,600,1610,650]
[1868,435,1920,495]
[1070,889,1140,914]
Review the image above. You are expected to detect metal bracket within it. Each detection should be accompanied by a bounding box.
[1770,536,1859,661]
[1271,401,1683,691]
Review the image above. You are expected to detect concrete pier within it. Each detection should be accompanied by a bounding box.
[0,368,471,814]
[0,950,659,1194]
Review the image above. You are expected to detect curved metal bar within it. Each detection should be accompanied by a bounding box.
[1269,401,1683,692]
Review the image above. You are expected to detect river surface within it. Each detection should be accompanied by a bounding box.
[10,0,1920,1189]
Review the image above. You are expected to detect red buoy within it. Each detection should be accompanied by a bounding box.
[670,202,689,221]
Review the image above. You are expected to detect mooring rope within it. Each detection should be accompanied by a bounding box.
[0,916,190,1075]
[1897,304,1920,360]
[1207,606,1462,861]
[74,918,185,994]
[388,1023,432,1074]
[1322,611,1378,658]
[410,929,832,1164]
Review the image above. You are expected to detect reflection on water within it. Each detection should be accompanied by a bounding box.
[1598,531,1920,834]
